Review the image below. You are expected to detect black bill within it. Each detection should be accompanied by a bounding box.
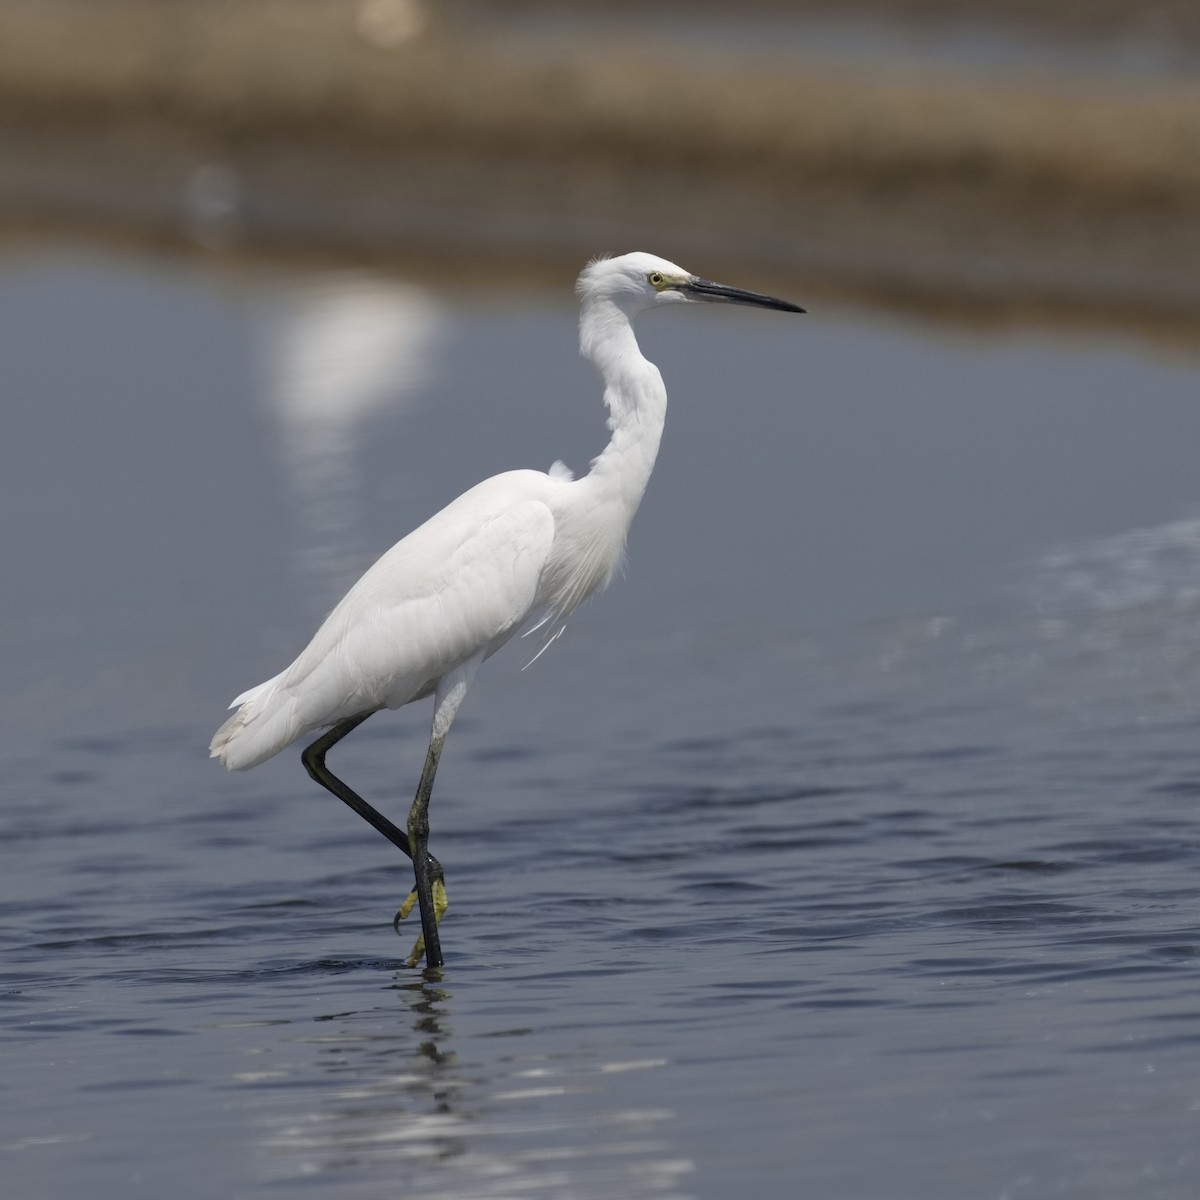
[681,277,805,313]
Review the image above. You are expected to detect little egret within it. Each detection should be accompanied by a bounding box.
[211,252,804,968]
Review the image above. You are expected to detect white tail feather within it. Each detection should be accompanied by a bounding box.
[208,673,298,771]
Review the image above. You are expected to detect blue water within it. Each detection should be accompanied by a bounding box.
[2,247,1200,1199]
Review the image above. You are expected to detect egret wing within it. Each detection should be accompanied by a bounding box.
[213,472,557,767]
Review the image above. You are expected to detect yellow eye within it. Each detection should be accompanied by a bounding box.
[648,271,665,288]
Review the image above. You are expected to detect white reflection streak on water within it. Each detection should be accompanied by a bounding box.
[907,513,1200,719]
[261,274,445,609]
[1038,514,1200,613]
[245,1044,693,1197]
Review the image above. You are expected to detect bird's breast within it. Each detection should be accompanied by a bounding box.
[538,486,633,621]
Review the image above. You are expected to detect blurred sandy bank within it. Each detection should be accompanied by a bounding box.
[0,0,1197,334]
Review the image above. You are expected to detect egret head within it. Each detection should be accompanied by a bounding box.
[576,252,805,317]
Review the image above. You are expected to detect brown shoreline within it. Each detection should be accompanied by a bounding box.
[0,2,1197,336]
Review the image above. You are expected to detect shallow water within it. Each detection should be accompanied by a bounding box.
[2,246,1200,1199]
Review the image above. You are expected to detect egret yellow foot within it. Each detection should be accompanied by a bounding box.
[394,879,449,968]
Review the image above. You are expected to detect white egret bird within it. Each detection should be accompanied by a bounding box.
[211,252,804,968]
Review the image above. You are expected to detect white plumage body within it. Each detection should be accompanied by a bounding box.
[211,459,646,769]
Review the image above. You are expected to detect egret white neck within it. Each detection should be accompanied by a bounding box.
[578,296,668,511]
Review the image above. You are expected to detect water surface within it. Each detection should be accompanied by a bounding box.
[2,246,1200,1199]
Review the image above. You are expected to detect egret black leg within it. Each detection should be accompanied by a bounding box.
[301,712,447,928]
[407,735,446,968]
[302,713,407,854]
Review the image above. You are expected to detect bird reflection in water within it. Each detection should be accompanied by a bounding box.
[250,972,692,1196]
